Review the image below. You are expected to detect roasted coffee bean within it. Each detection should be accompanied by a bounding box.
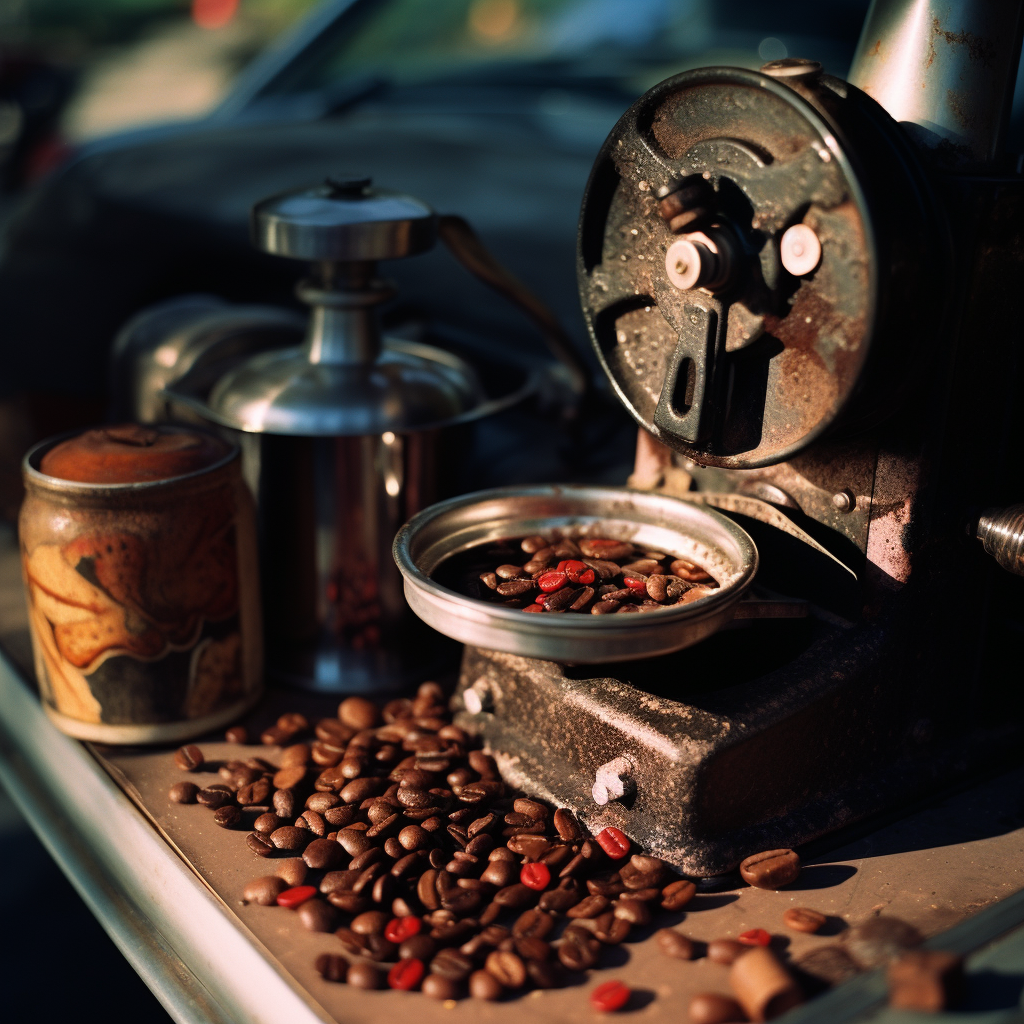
[739,848,801,889]
[243,875,287,905]
[366,813,401,840]
[338,697,380,730]
[237,778,272,807]
[169,781,199,804]
[261,725,287,745]
[479,571,498,590]
[520,535,548,554]
[371,873,394,905]
[276,859,307,886]
[246,832,275,858]
[656,928,695,960]
[470,969,503,1000]
[310,742,343,768]
[328,891,370,914]
[586,870,625,897]
[315,952,348,983]
[465,834,494,858]
[707,938,746,965]
[298,898,338,933]
[296,810,327,836]
[225,725,248,744]
[495,564,524,579]
[271,826,310,852]
[337,828,374,857]
[324,804,357,828]
[305,791,341,813]
[277,712,309,735]
[347,962,383,990]
[567,894,610,919]
[174,744,204,771]
[315,718,353,745]
[341,777,384,804]
[646,574,670,601]
[507,834,550,859]
[349,847,384,873]
[431,948,474,981]
[558,929,601,970]
[399,825,432,851]
[485,950,526,988]
[214,805,242,829]
[401,934,438,961]
[550,807,582,843]
[351,909,389,935]
[591,600,620,615]
[613,898,651,925]
[512,909,556,940]
[514,936,551,962]
[496,578,535,597]
[321,869,359,894]
[493,884,538,910]
[303,837,343,870]
[539,885,583,914]
[196,786,233,810]
[422,974,459,1001]
[272,766,306,791]
[280,743,310,768]
[621,854,671,889]
[783,907,827,934]
[592,912,631,944]
[626,887,662,904]
[418,869,441,910]
[481,859,516,888]
[543,586,577,611]
[662,878,697,910]
[273,789,297,818]
[688,993,746,1024]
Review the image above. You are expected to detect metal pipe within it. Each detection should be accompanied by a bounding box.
[848,0,1024,167]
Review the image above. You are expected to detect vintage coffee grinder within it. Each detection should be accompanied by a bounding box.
[399,0,1024,876]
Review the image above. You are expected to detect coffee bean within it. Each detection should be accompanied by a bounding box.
[225,725,248,744]
[321,869,359,894]
[341,777,384,804]
[739,849,801,889]
[431,948,474,981]
[347,962,383,990]
[214,805,242,829]
[303,837,343,870]
[418,869,441,910]
[270,826,309,851]
[324,804,356,828]
[591,601,620,615]
[328,891,370,914]
[480,860,516,888]
[592,911,630,944]
[567,894,610,919]
[662,878,697,910]
[507,834,550,859]
[314,953,348,984]
[558,929,601,970]
[246,832,275,858]
[196,786,233,810]
[586,870,625,897]
[514,937,551,962]
[237,778,272,806]
[174,744,203,771]
[337,829,374,857]
[349,847,384,873]
[707,938,746,965]
[485,950,526,988]
[250,813,280,834]
[469,969,503,1000]
[613,898,651,925]
[273,789,297,818]
[512,909,556,939]
[783,907,827,934]
[169,781,199,804]
[655,928,695,960]
[276,859,307,886]
[272,766,306,790]
[296,810,327,836]
[298,898,338,933]
[400,934,438,962]
[539,885,583,914]
[493,884,538,910]
[243,875,287,905]
[688,993,746,1024]
[422,974,459,1000]
[399,825,431,851]
[496,578,535,597]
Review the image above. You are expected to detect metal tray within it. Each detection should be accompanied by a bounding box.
[393,484,757,662]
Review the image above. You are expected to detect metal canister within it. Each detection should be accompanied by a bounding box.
[19,424,262,743]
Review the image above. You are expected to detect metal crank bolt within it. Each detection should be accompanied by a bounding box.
[592,755,636,806]
[665,229,735,293]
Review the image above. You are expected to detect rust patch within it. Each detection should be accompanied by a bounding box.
[869,39,881,57]
[772,347,839,436]
[928,16,997,69]
[946,87,973,131]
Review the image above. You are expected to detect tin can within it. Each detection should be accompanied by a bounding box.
[19,425,262,743]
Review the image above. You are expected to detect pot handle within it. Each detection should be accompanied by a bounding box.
[437,214,589,398]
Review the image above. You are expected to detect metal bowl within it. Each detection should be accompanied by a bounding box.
[393,484,758,663]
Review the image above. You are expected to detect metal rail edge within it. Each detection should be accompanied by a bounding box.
[0,649,333,1024]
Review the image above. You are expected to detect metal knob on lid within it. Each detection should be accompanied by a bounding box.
[206,177,483,436]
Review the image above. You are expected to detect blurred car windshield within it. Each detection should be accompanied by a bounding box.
[279,0,867,97]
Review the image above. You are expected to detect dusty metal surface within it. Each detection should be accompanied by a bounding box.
[96,693,1024,1024]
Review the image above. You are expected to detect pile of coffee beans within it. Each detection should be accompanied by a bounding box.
[437,533,718,615]
[168,685,858,1015]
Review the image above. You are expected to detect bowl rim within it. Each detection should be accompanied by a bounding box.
[393,483,759,633]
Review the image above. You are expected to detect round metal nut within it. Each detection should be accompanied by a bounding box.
[780,224,822,277]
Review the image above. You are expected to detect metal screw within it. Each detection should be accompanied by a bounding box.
[760,58,823,80]
[780,224,822,276]
[592,755,635,806]
[462,678,493,715]
[831,490,855,513]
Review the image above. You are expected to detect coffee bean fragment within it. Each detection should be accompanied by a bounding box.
[739,848,801,889]
[174,744,203,771]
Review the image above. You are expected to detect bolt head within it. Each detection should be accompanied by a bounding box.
[831,490,855,513]
[781,224,822,276]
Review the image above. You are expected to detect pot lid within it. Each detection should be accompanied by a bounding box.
[206,339,487,436]
[251,177,437,262]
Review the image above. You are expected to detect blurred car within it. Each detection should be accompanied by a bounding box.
[0,0,875,499]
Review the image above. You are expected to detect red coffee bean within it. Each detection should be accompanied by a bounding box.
[276,885,317,909]
[596,827,631,860]
[576,568,596,585]
[387,958,425,991]
[385,916,422,943]
[623,577,647,591]
[520,862,551,891]
[591,980,631,1012]
[738,928,772,946]
[537,571,567,592]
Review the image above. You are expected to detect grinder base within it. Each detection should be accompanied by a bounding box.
[453,613,1020,877]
